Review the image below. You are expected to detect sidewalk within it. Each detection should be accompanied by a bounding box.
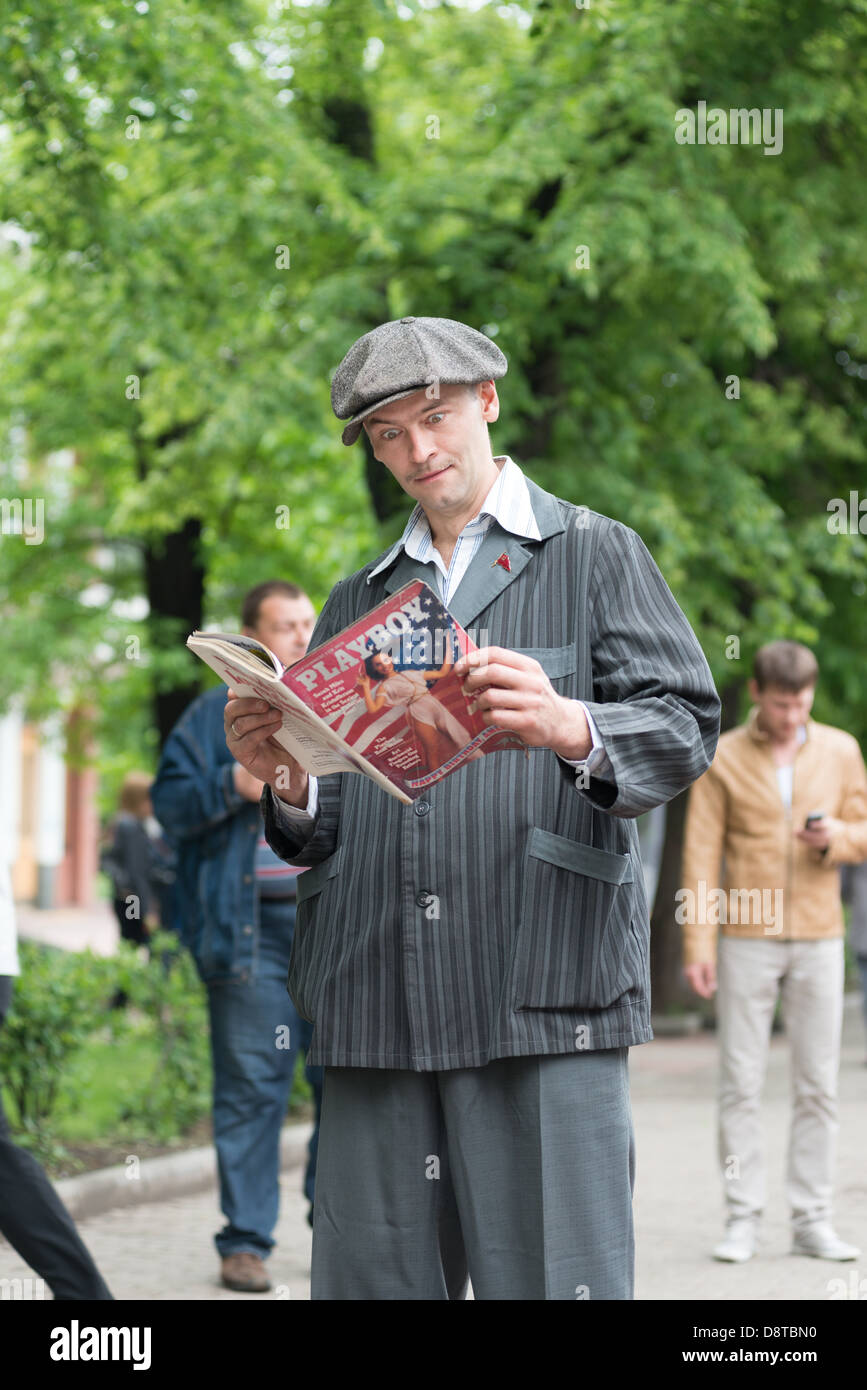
[3,910,866,1297]
[15,901,119,956]
[631,992,867,1300]
[0,1158,316,1301]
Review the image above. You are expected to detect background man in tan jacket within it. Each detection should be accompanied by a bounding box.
[680,640,867,1264]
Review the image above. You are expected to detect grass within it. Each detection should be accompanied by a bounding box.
[1,1016,315,1175]
[52,1028,162,1142]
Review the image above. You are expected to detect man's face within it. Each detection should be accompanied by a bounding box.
[246,594,316,668]
[749,680,815,740]
[363,381,499,516]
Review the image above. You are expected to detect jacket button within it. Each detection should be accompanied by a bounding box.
[243,924,253,935]
[414,801,431,816]
[416,890,432,907]
[243,874,252,883]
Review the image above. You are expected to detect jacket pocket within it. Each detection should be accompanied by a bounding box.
[289,844,345,1021]
[511,826,638,1010]
[510,645,577,680]
[295,844,345,905]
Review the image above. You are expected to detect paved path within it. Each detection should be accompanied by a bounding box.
[15,902,118,956]
[5,905,867,1300]
[3,1175,318,1302]
[631,994,867,1301]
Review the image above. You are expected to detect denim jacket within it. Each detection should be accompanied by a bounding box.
[151,685,263,983]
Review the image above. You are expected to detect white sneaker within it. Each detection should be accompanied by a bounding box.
[792,1224,860,1261]
[712,1218,758,1262]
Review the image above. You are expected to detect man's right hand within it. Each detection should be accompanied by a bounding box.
[684,961,717,999]
[224,689,310,809]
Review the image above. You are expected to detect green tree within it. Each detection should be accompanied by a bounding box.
[2,0,865,1007]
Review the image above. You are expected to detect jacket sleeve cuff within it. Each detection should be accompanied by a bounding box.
[556,752,618,807]
[557,703,610,773]
[269,777,319,824]
[681,925,718,967]
[824,823,867,866]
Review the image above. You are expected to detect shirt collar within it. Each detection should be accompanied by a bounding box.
[746,705,810,745]
[366,455,542,584]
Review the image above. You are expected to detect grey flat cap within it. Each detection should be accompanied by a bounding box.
[331,315,507,445]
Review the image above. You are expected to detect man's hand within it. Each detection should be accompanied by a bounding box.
[684,961,717,999]
[224,689,310,809]
[453,647,592,758]
[233,763,265,803]
[794,815,841,852]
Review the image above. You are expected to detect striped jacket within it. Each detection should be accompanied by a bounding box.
[262,476,720,1070]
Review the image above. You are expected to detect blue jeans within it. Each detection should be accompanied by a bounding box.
[206,896,324,1258]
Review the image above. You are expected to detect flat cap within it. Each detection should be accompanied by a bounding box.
[331,315,507,445]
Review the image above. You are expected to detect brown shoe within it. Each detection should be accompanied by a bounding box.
[221,1252,271,1292]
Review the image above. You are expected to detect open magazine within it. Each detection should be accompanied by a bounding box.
[186,579,529,804]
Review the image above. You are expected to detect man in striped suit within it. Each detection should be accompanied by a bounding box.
[226,317,721,1299]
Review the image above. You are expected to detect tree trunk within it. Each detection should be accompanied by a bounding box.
[648,674,744,1016]
[143,518,205,748]
[648,789,694,1015]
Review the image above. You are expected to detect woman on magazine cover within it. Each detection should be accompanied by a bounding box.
[355,648,480,774]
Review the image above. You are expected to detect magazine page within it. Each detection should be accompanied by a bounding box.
[281,579,528,798]
[186,636,395,784]
[191,632,284,674]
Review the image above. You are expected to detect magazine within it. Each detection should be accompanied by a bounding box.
[186,580,529,804]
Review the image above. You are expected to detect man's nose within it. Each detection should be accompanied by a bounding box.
[406,427,435,466]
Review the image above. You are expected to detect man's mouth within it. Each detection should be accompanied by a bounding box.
[414,464,452,483]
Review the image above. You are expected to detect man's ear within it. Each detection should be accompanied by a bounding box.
[478,380,499,422]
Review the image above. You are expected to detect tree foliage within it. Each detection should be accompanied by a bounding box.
[1,1,865,863]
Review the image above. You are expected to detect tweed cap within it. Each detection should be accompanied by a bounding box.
[331,315,508,445]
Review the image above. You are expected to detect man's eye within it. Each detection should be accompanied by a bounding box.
[382,429,399,440]
[428,413,444,423]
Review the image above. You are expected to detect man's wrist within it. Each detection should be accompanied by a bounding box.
[550,698,593,761]
[272,777,310,811]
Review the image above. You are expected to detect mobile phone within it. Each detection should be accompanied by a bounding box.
[804,811,825,828]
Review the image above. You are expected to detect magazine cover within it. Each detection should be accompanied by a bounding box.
[282,579,529,798]
[187,579,529,803]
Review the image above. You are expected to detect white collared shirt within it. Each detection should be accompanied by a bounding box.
[282,455,611,821]
[776,724,808,810]
[366,454,542,606]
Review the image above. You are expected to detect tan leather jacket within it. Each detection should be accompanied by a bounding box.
[680,707,867,965]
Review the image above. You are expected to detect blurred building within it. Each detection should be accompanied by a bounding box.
[1,705,98,908]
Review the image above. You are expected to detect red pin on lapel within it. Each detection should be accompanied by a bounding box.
[492,551,511,572]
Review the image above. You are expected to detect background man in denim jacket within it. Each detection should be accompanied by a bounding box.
[152,580,323,1293]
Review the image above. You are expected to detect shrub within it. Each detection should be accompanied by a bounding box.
[0,940,117,1166]
[117,930,212,1141]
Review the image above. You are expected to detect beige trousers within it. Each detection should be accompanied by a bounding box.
[716,935,845,1233]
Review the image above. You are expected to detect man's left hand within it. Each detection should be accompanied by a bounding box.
[795,816,842,852]
[453,647,592,759]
